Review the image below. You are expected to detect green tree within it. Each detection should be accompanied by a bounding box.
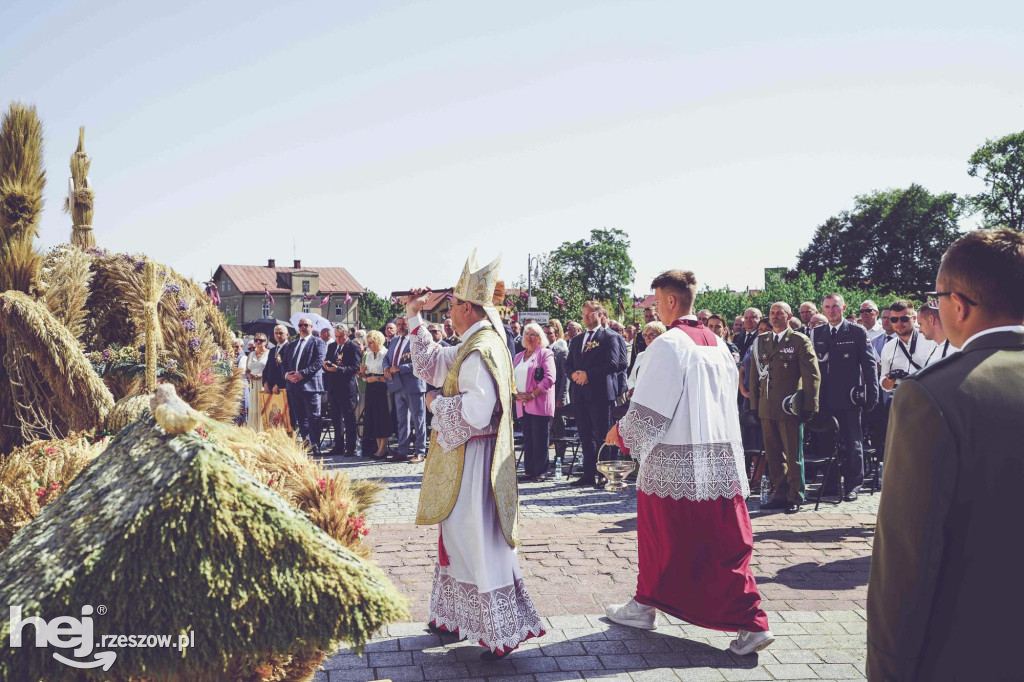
[547,228,635,302]
[795,184,962,293]
[358,290,403,332]
[967,130,1024,231]
[694,269,917,325]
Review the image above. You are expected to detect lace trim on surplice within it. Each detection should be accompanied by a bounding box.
[637,441,749,502]
[619,403,671,461]
[428,564,545,654]
[431,395,497,452]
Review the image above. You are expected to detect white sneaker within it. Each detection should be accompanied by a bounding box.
[605,598,657,630]
[729,629,775,655]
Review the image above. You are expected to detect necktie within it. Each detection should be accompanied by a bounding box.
[776,333,783,344]
[830,327,837,339]
[293,338,306,371]
[392,337,404,368]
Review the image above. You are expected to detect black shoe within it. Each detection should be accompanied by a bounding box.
[479,649,507,661]
[569,477,592,487]
[785,503,801,514]
[760,498,787,510]
[593,477,607,489]
[843,490,859,502]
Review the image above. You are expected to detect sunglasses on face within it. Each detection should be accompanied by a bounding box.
[298,323,310,327]
[889,315,913,323]
[255,339,267,343]
[859,309,876,314]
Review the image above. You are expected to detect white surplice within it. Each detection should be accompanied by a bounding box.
[408,314,544,654]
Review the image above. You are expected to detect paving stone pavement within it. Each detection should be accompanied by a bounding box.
[318,454,880,681]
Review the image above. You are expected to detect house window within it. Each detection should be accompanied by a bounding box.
[262,301,271,317]
[233,304,238,317]
[335,304,343,317]
[302,301,310,313]
[302,280,310,294]
[226,281,232,292]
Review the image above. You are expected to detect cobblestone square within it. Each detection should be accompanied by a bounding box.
[317,455,877,681]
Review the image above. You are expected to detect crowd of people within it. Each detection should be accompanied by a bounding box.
[223,229,1024,676]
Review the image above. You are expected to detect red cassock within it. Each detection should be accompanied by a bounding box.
[618,318,769,633]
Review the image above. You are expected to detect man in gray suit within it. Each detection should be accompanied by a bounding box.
[867,228,1024,681]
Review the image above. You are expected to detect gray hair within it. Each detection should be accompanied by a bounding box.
[522,322,549,347]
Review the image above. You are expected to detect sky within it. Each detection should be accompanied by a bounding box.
[2,0,1022,298]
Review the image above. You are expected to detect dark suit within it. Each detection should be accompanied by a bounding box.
[281,335,326,451]
[867,330,1024,681]
[628,331,647,373]
[502,323,517,360]
[325,339,361,454]
[811,321,879,492]
[549,340,570,458]
[566,327,627,479]
[263,342,289,392]
[383,335,427,457]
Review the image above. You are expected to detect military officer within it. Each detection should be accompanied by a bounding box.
[811,293,879,501]
[749,302,820,513]
[868,228,1024,681]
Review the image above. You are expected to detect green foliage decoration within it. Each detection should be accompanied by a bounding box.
[359,290,403,332]
[0,415,409,682]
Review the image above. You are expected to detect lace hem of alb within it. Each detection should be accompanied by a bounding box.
[637,441,750,502]
[431,395,497,451]
[428,565,545,653]
[619,403,671,460]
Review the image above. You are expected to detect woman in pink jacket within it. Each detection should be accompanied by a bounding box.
[513,322,557,481]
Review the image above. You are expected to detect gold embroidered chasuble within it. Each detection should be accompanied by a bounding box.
[415,326,520,548]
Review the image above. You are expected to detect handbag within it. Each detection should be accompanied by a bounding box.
[533,365,545,382]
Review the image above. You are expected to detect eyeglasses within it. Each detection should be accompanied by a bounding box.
[859,308,876,314]
[254,339,267,343]
[888,315,913,324]
[298,323,310,328]
[924,291,979,306]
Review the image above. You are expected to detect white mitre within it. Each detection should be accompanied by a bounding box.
[452,248,504,333]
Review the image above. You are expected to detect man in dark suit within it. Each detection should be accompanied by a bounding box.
[262,324,291,394]
[281,317,326,454]
[733,307,763,360]
[868,228,1024,681]
[323,325,361,456]
[811,293,879,501]
[566,300,628,488]
[383,316,427,462]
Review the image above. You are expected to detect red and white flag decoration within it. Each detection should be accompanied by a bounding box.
[319,293,331,307]
[344,292,352,304]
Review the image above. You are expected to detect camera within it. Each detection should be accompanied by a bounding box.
[887,369,910,381]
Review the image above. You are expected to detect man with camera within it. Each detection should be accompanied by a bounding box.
[749,302,820,513]
[878,301,936,392]
[811,293,880,501]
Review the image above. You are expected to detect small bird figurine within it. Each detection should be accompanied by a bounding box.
[151,384,200,434]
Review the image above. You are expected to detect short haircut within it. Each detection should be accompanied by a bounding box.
[366,330,385,346]
[642,321,667,337]
[799,301,817,310]
[550,319,564,339]
[745,307,763,318]
[860,300,878,312]
[273,324,288,334]
[940,228,1024,319]
[917,306,940,322]
[650,270,697,311]
[889,299,914,313]
[583,299,602,311]
[334,324,346,332]
[823,293,845,307]
[771,301,792,316]
[708,314,726,325]
[522,322,549,347]
[788,317,800,330]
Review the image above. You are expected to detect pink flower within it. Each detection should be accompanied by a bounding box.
[317,477,327,491]
[49,482,59,491]
[45,446,56,455]
[35,488,46,498]
[268,478,275,486]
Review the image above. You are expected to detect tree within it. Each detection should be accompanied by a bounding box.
[546,228,635,303]
[967,130,1024,231]
[795,184,962,294]
[358,290,402,333]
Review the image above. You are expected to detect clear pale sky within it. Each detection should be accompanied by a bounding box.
[2,1,1022,297]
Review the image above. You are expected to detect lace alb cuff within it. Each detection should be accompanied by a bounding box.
[411,324,444,383]
[619,402,671,461]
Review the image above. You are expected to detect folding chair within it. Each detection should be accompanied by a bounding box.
[803,415,842,511]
